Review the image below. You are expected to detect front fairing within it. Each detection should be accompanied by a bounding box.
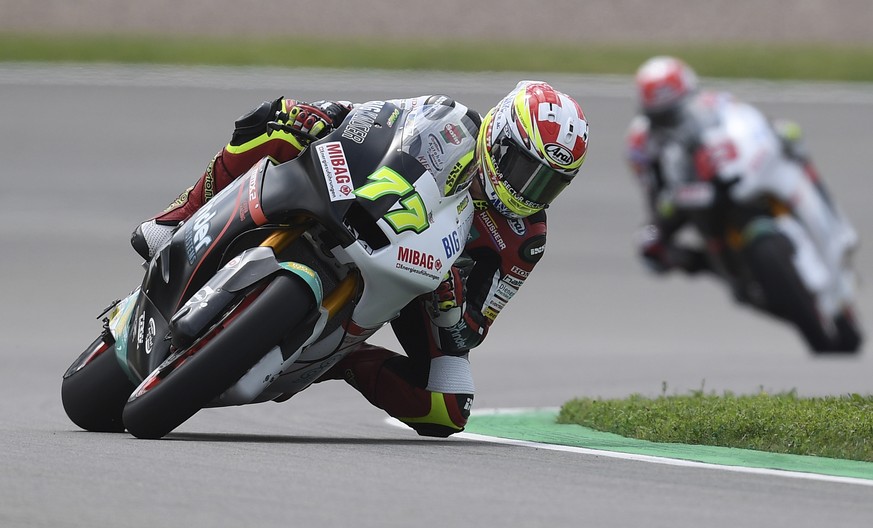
[326,99,478,326]
[122,164,276,379]
[104,290,140,382]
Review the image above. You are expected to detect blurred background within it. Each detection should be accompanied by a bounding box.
[2,0,872,44]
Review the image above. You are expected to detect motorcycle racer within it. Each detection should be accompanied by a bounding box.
[131,81,590,437]
[626,56,860,347]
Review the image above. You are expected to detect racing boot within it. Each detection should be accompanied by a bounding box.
[130,179,208,261]
[318,344,473,437]
[130,219,178,261]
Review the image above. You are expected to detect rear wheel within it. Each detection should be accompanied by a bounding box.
[122,274,318,439]
[743,234,833,352]
[62,334,135,432]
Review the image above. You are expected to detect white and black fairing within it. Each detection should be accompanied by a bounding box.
[119,99,460,380]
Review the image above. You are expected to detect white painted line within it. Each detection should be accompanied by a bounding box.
[385,409,873,488]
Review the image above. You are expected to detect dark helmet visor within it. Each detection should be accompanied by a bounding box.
[495,138,575,209]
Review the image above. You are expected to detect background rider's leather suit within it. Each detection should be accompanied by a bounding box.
[626,90,857,280]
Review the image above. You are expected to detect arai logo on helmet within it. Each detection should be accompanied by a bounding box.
[544,143,574,165]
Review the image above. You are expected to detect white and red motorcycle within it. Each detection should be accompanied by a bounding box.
[62,96,479,438]
[645,95,862,353]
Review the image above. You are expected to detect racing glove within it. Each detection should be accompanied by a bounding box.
[638,224,671,274]
[638,223,710,275]
[278,100,352,140]
[428,256,473,328]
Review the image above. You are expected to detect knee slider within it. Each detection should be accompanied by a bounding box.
[401,391,473,438]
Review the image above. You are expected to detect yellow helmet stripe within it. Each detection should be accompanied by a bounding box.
[495,184,541,217]
[476,109,496,174]
[477,107,543,218]
[512,88,545,154]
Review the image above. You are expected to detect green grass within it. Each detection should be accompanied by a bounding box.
[1,33,873,82]
[558,389,873,462]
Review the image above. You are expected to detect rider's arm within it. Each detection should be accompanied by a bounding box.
[154,97,350,224]
[627,116,704,274]
[220,97,350,178]
[427,207,548,354]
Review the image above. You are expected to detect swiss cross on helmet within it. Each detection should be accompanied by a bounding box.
[477,80,589,219]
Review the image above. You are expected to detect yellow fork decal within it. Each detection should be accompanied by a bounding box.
[260,225,359,318]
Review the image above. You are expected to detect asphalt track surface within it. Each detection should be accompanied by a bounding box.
[1,65,872,527]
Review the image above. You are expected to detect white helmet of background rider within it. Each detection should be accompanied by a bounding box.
[476,81,589,219]
[635,56,699,127]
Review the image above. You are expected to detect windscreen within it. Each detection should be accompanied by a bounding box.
[400,101,479,197]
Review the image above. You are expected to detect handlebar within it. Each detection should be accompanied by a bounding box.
[266,121,320,144]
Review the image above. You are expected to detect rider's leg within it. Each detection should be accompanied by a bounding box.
[131,98,307,259]
[319,301,475,437]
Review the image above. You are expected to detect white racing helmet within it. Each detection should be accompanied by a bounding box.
[476,81,589,218]
[635,56,699,126]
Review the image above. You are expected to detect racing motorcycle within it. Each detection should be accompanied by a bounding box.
[651,105,862,354]
[62,97,479,438]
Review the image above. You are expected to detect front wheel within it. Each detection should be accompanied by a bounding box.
[62,334,136,432]
[122,274,319,439]
[743,234,834,352]
[833,307,863,353]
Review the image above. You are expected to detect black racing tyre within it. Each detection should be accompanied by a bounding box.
[833,309,863,353]
[743,234,832,352]
[122,274,318,439]
[62,335,136,433]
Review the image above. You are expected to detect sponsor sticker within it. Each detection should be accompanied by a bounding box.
[496,280,518,301]
[184,198,218,264]
[316,142,356,202]
[144,317,156,355]
[545,143,575,166]
[341,101,385,144]
[442,230,462,259]
[519,235,546,263]
[478,210,507,251]
[502,274,524,288]
[397,246,440,271]
[426,134,445,171]
[247,170,267,225]
[136,312,145,346]
[386,108,400,128]
[184,285,217,309]
[396,246,442,280]
[506,217,526,236]
[510,265,530,278]
[440,123,466,145]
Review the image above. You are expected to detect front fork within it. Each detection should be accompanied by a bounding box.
[259,221,360,319]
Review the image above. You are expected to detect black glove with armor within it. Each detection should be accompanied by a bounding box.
[638,224,671,274]
[427,255,474,328]
[275,99,352,141]
[637,224,709,275]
